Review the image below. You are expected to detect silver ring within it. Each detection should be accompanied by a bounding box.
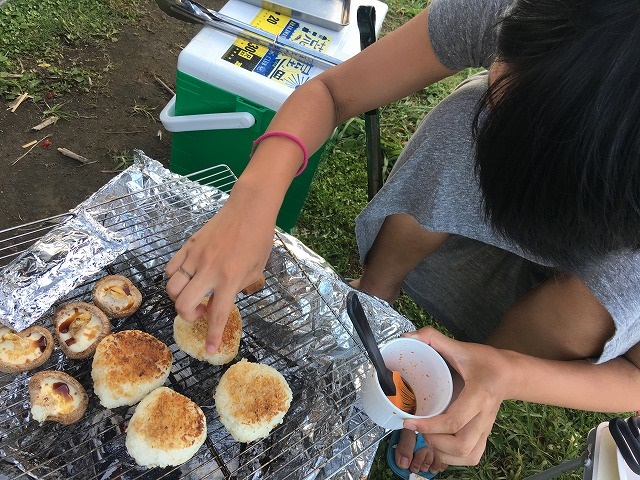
[177,266,194,280]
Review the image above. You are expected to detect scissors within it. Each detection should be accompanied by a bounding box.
[609,416,640,475]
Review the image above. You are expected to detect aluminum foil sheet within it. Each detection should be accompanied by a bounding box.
[0,152,225,331]
[0,151,415,479]
[0,210,127,331]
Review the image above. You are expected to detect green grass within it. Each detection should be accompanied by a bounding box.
[296,1,625,478]
[0,0,144,101]
[0,0,627,477]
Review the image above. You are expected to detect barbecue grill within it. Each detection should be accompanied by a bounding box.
[0,152,413,479]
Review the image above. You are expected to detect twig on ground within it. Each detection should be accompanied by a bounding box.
[11,134,52,166]
[32,116,59,131]
[57,147,96,166]
[154,74,175,97]
[103,129,145,134]
[7,93,30,112]
[22,140,38,149]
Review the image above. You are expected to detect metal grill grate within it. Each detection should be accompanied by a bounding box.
[0,163,388,479]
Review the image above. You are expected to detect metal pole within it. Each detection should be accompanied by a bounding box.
[357,5,384,201]
[523,426,596,480]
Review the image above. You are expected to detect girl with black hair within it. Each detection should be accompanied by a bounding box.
[166,0,640,476]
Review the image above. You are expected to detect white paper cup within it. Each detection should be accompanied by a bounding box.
[360,337,453,430]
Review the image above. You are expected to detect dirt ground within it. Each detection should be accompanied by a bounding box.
[0,0,225,231]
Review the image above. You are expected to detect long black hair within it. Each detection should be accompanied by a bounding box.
[473,0,640,265]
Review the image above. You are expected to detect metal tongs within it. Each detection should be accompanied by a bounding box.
[155,0,342,69]
[610,416,640,475]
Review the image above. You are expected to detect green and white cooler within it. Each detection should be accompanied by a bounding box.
[160,0,387,231]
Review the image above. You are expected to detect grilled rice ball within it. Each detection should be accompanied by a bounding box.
[0,325,54,374]
[173,300,242,365]
[125,386,207,468]
[241,274,266,295]
[92,275,142,319]
[214,358,292,443]
[91,330,172,408]
[29,370,88,425]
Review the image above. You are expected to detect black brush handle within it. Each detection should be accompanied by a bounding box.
[346,291,396,396]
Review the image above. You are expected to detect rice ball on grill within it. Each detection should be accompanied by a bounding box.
[91,330,172,408]
[173,301,242,365]
[241,274,266,295]
[125,387,207,468]
[214,358,292,443]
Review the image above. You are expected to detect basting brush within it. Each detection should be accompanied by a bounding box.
[346,291,416,414]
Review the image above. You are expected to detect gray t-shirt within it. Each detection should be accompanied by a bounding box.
[354,0,640,363]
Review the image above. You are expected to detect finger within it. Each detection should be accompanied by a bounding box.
[415,391,496,462]
[425,412,492,460]
[424,429,490,467]
[205,285,239,353]
[404,327,469,385]
[172,272,213,322]
[404,327,460,359]
[173,298,207,324]
[406,387,482,437]
[166,248,188,277]
[166,267,191,301]
[166,260,199,301]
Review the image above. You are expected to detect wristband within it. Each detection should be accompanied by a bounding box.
[251,131,309,177]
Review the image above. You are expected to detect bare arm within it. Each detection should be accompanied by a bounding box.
[504,344,640,412]
[404,274,640,466]
[489,274,639,411]
[166,7,457,352]
[404,328,640,466]
[229,7,457,206]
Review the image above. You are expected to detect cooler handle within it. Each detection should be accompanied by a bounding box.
[160,96,256,132]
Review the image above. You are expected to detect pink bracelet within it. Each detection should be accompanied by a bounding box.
[251,131,309,177]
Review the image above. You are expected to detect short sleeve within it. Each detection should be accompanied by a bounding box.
[573,251,640,363]
[428,0,514,70]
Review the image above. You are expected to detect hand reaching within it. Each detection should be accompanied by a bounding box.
[401,327,513,466]
[165,197,275,353]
